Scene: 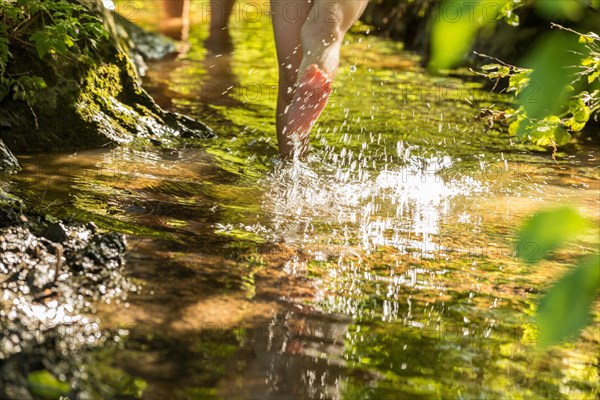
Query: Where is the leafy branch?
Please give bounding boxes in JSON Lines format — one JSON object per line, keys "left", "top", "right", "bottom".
{"left": 0, "top": 0, "right": 109, "bottom": 109}
{"left": 475, "top": 24, "right": 599, "bottom": 154}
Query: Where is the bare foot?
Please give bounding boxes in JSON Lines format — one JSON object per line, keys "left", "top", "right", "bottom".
{"left": 281, "top": 64, "right": 332, "bottom": 155}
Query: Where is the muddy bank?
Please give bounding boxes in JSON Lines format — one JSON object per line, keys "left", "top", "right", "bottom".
{"left": 0, "top": 0, "right": 213, "bottom": 172}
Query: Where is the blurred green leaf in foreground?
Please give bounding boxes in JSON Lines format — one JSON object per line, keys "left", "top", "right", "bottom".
{"left": 516, "top": 207, "right": 599, "bottom": 347}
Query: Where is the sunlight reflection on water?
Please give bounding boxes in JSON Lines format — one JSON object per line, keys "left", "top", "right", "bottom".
{"left": 261, "top": 143, "right": 484, "bottom": 260}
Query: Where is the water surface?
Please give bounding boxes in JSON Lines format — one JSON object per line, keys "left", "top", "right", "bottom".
{"left": 7, "top": 1, "right": 599, "bottom": 399}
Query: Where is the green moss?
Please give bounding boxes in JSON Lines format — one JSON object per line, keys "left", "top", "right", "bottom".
{"left": 75, "top": 63, "right": 137, "bottom": 141}
{"left": 84, "top": 64, "right": 123, "bottom": 98}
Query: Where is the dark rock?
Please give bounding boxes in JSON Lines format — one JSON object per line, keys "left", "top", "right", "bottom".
{"left": 85, "top": 221, "right": 98, "bottom": 234}
{"left": 113, "top": 12, "right": 177, "bottom": 69}
{"left": 0, "top": 207, "right": 21, "bottom": 228}
{"left": 26, "top": 262, "right": 56, "bottom": 289}
{"left": 0, "top": 203, "right": 136, "bottom": 399}
{"left": 41, "top": 222, "right": 69, "bottom": 243}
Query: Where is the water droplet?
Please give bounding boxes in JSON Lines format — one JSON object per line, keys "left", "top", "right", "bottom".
{"left": 350, "top": 65, "right": 357, "bottom": 73}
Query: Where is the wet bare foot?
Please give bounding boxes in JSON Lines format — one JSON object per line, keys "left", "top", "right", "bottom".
{"left": 285, "top": 64, "right": 332, "bottom": 134}
{"left": 282, "top": 64, "right": 333, "bottom": 150}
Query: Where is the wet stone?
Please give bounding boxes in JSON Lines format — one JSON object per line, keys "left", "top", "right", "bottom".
{"left": 0, "top": 205, "right": 136, "bottom": 399}
{"left": 42, "top": 222, "right": 69, "bottom": 243}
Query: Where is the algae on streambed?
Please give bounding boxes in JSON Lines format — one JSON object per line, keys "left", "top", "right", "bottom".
{"left": 2, "top": 1, "right": 599, "bottom": 399}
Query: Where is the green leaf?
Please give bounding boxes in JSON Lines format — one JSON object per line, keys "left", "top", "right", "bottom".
{"left": 554, "top": 126, "right": 571, "bottom": 146}
{"left": 429, "top": 0, "right": 510, "bottom": 70}
{"left": 536, "top": 253, "right": 600, "bottom": 347}
{"left": 536, "top": 0, "right": 583, "bottom": 20}
{"left": 113, "top": 376, "right": 148, "bottom": 398}
{"left": 27, "top": 370, "right": 70, "bottom": 400}
{"left": 508, "top": 118, "right": 524, "bottom": 137}
{"left": 526, "top": 116, "right": 569, "bottom": 146}
{"left": 553, "top": 127, "right": 571, "bottom": 146}
{"left": 498, "top": 66, "right": 510, "bottom": 76}
{"left": 11, "top": 75, "right": 46, "bottom": 106}
{"left": 516, "top": 207, "right": 589, "bottom": 264}
{"left": 565, "top": 98, "right": 591, "bottom": 132}
{"left": 519, "top": 32, "right": 584, "bottom": 120}
{"left": 30, "top": 31, "right": 52, "bottom": 58}
{"left": 508, "top": 71, "right": 531, "bottom": 95}
{"left": 82, "top": 21, "right": 109, "bottom": 41}
{"left": 579, "top": 32, "right": 599, "bottom": 43}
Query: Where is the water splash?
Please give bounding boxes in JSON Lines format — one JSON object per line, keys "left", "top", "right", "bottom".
{"left": 261, "top": 143, "right": 483, "bottom": 260}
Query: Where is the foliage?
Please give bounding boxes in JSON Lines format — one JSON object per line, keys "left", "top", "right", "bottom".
{"left": 477, "top": 27, "right": 598, "bottom": 150}
{"left": 27, "top": 370, "right": 70, "bottom": 399}
{"left": 429, "top": 0, "right": 513, "bottom": 70}
{"left": 535, "top": 253, "right": 600, "bottom": 347}
{"left": 429, "top": 0, "right": 599, "bottom": 151}
{"left": 516, "top": 206, "right": 590, "bottom": 264}
{"left": 0, "top": 0, "right": 108, "bottom": 107}
{"left": 516, "top": 207, "right": 599, "bottom": 347}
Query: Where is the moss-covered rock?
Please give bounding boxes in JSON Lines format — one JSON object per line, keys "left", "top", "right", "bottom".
{"left": 0, "top": 0, "right": 212, "bottom": 164}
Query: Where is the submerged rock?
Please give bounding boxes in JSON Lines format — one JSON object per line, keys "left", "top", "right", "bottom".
{"left": 0, "top": 0, "right": 212, "bottom": 167}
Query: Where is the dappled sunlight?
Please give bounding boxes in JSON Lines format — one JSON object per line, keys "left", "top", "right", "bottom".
{"left": 2, "top": 0, "right": 598, "bottom": 398}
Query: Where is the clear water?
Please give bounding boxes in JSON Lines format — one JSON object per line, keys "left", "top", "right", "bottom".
{"left": 6, "top": 1, "right": 599, "bottom": 398}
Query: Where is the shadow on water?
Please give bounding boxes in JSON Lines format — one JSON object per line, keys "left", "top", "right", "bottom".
{"left": 5, "top": 0, "right": 600, "bottom": 399}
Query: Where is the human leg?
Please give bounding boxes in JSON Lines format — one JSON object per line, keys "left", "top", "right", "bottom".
{"left": 160, "top": 0, "right": 190, "bottom": 40}
{"left": 297, "top": 0, "right": 368, "bottom": 78}
{"left": 162, "top": 0, "right": 185, "bottom": 18}
{"left": 209, "top": 0, "right": 237, "bottom": 34}
{"left": 270, "top": 0, "right": 314, "bottom": 155}
{"left": 274, "top": 0, "right": 369, "bottom": 157}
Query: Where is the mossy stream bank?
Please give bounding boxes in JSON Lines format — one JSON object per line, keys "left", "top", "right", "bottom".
{"left": 0, "top": 1, "right": 214, "bottom": 397}
{"left": 0, "top": 0, "right": 213, "bottom": 173}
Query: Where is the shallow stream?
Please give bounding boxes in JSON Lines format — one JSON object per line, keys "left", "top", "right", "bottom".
{"left": 5, "top": 1, "right": 599, "bottom": 399}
